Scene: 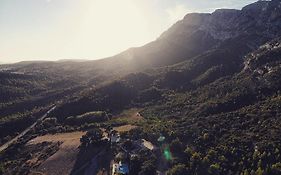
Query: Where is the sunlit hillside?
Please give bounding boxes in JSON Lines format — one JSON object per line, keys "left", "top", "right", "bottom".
{"left": 1, "top": 0, "right": 281, "bottom": 175}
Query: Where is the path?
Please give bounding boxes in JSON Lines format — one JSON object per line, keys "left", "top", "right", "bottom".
{"left": 0, "top": 106, "right": 56, "bottom": 152}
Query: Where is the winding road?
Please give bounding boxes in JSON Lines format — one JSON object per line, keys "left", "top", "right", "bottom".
{"left": 0, "top": 106, "right": 56, "bottom": 153}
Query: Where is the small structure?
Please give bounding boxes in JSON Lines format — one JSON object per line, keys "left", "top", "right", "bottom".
{"left": 157, "top": 135, "right": 165, "bottom": 143}
{"left": 112, "top": 161, "right": 129, "bottom": 175}
{"left": 110, "top": 130, "right": 121, "bottom": 144}
{"left": 134, "top": 139, "right": 156, "bottom": 152}
{"left": 141, "top": 139, "right": 155, "bottom": 151}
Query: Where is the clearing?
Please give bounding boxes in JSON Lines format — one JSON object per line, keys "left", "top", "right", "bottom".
{"left": 116, "top": 108, "right": 143, "bottom": 121}
{"left": 27, "top": 131, "right": 85, "bottom": 175}
{"left": 112, "top": 108, "right": 143, "bottom": 132}
{"left": 113, "top": 124, "right": 138, "bottom": 132}
{"left": 113, "top": 108, "right": 143, "bottom": 124}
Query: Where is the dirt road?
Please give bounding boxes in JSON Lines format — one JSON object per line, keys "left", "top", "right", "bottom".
{"left": 0, "top": 106, "right": 56, "bottom": 152}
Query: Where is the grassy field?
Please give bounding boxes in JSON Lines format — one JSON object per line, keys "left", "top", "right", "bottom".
{"left": 111, "top": 108, "right": 144, "bottom": 125}
{"left": 113, "top": 124, "right": 138, "bottom": 132}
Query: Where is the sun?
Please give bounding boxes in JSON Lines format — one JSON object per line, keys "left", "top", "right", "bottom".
{"left": 0, "top": 0, "right": 155, "bottom": 61}
{"left": 71, "top": 0, "right": 151, "bottom": 59}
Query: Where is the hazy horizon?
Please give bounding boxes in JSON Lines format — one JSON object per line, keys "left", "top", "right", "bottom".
{"left": 1, "top": 1, "right": 281, "bottom": 174}
{"left": 0, "top": 0, "right": 257, "bottom": 63}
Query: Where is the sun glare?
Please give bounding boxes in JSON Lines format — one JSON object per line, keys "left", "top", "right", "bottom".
{"left": 70, "top": 0, "right": 150, "bottom": 59}
{"left": 0, "top": 0, "right": 258, "bottom": 62}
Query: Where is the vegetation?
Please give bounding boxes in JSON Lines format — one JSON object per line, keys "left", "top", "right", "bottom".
{"left": 80, "top": 128, "right": 103, "bottom": 147}
{"left": 65, "top": 111, "right": 109, "bottom": 126}
{"left": 0, "top": 1, "right": 281, "bottom": 174}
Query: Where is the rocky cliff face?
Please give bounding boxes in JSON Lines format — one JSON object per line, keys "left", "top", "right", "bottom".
{"left": 95, "top": 0, "right": 281, "bottom": 72}
{"left": 244, "top": 37, "right": 281, "bottom": 74}
{"left": 160, "top": 0, "right": 281, "bottom": 46}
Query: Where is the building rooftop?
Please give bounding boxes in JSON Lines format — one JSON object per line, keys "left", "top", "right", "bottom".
{"left": 113, "top": 161, "right": 129, "bottom": 175}
{"left": 141, "top": 139, "right": 155, "bottom": 151}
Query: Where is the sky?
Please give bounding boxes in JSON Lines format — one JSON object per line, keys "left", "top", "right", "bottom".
{"left": 0, "top": 0, "right": 257, "bottom": 63}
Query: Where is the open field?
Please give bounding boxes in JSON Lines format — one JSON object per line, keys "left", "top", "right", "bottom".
{"left": 27, "top": 132, "right": 85, "bottom": 175}
{"left": 113, "top": 124, "right": 138, "bottom": 132}
{"left": 117, "top": 108, "right": 143, "bottom": 121}
{"left": 112, "top": 108, "right": 144, "bottom": 125}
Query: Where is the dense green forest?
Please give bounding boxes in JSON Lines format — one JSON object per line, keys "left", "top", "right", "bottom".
{"left": 44, "top": 38, "right": 281, "bottom": 174}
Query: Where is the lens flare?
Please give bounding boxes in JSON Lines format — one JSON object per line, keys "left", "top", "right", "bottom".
{"left": 164, "top": 147, "right": 172, "bottom": 161}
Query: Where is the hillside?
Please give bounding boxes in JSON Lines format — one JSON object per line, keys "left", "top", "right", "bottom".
{"left": 1, "top": 0, "right": 281, "bottom": 174}
{"left": 3, "top": 1, "right": 281, "bottom": 76}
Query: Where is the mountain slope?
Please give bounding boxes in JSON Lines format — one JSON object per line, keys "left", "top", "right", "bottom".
{"left": 95, "top": 0, "right": 281, "bottom": 70}
{"left": 38, "top": 0, "right": 281, "bottom": 119}
{"left": 4, "top": 0, "right": 281, "bottom": 77}
{"left": 135, "top": 37, "right": 281, "bottom": 175}
{"left": 1, "top": 1, "right": 281, "bottom": 174}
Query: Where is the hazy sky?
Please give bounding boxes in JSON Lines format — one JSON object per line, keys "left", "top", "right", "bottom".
{"left": 0, "top": 0, "right": 257, "bottom": 63}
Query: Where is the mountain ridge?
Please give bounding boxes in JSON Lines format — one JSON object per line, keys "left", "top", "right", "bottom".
{"left": 2, "top": 1, "right": 281, "bottom": 174}
{"left": 4, "top": 0, "right": 281, "bottom": 75}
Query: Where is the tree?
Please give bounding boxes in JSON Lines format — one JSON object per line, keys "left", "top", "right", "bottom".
{"left": 184, "top": 146, "right": 193, "bottom": 160}
{"left": 122, "top": 139, "right": 134, "bottom": 151}
{"left": 242, "top": 169, "right": 250, "bottom": 175}
{"left": 138, "top": 160, "right": 157, "bottom": 175}
{"left": 0, "top": 163, "right": 4, "bottom": 175}
{"left": 167, "top": 164, "right": 188, "bottom": 175}
{"left": 80, "top": 134, "right": 90, "bottom": 147}
{"left": 271, "top": 162, "right": 281, "bottom": 175}
{"left": 209, "top": 163, "right": 220, "bottom": 175}
{"left": 170, "top": 138, "right": 184, "bottom": 155}
{"left": 88, "top": 128, "right": 103, "bottom": 144}
{"left": 80, "top": 128, "right": 103, "bottom": 147}
{"left": 255, "top": 167, "right": 264, "bottom": 175}
{"left": 130, "top": 155, "right": 142, "bottom": 175}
